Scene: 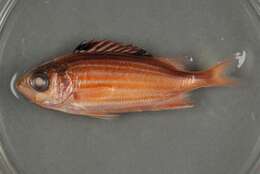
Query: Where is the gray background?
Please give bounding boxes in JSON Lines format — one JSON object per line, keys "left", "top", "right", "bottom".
{"left": 0, "top": 0, "right": 260, "bottom": 174}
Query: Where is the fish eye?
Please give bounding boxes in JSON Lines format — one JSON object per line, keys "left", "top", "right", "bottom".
{"left": 30, "top": 72, "right": 49, "bottom": 92}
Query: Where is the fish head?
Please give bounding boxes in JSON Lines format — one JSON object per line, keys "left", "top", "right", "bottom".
{"left": 16, "top": 61, "right": 73, "bottom": 108}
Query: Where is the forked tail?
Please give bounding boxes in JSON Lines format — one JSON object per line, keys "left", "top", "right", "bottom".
{"left": 198, "top": 60, "right": 236, "bottom": 87}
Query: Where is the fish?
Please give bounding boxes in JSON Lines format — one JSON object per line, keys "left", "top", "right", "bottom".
{"left": 16, "top": 40, "right": 234, "bottom": 119}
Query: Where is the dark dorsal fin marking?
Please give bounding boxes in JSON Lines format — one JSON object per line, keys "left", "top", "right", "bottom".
{"left": 73, "top": 40, "right": 152, "bottom": 57}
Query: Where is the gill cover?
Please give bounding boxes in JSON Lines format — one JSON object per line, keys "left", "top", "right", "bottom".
{"left": 49, "top": 72, "right": 74, "bottom": 105}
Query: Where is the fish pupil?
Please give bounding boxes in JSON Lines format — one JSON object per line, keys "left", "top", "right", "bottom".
{"left": 30, "top": 73, "right": 49, "bottom": 92}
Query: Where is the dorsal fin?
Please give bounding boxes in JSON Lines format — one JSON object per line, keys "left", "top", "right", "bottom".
{"left": 157, "top": 57, "right": 187, "bottom": 71}
{"left": 73, "top": 40, "right": 152, "bottom": 56}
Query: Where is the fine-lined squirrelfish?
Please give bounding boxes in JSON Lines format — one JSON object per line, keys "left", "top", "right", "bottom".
{"left": 16, "top": 40, "right": 234, "bottom": 119}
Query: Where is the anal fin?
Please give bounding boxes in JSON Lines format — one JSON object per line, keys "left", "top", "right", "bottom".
{"left": 85, "top": 112, "right": 119, "bottom": 119}
{"left": 151, "top": 94, "right": 194, "bottom": 111}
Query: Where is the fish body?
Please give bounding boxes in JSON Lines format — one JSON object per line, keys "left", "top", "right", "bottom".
{"left": 16, "top": 40, "right": 233, "bottom": 118}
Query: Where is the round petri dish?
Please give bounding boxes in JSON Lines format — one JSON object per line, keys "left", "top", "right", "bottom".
{"left": 0, "top": 0, "right": 260, "bottom": 174}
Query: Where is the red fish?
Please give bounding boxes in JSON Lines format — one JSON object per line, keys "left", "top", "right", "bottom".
{"left": 16, "top": 40, "right": 234, "bottom": 119}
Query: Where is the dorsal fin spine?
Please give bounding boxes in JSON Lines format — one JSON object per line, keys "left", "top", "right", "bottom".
{"left": 73, "top": 40, "right": 152, "bottom": 57}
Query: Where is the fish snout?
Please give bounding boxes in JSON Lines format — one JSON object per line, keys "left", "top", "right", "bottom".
{"left": 15, "top": 75, "right": 36, "bottom": 101}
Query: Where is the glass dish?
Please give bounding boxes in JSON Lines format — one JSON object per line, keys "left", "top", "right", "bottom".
{"left": 0, "top": 0, "right": 260, "bottom": 174}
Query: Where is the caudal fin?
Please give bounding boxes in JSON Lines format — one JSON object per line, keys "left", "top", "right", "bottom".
{"left": 200, "top": 60, "right": 236, "bottom": 87}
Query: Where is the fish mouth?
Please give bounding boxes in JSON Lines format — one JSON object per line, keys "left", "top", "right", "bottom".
{"left": 15, "top": 74, "right": 28, "bottom": 92}
{"left": 15, "top": 75, "right": 36, "bottom": 102}
{"left": 15, "top": 76, "right": 24, "bottom": 90}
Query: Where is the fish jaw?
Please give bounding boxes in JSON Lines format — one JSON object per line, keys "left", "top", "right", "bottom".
{"left": 16, "top": 73, "right": 38, "bottom": 102}
{"left": 16, "top": 74, "right": 52, "bottom": 106}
